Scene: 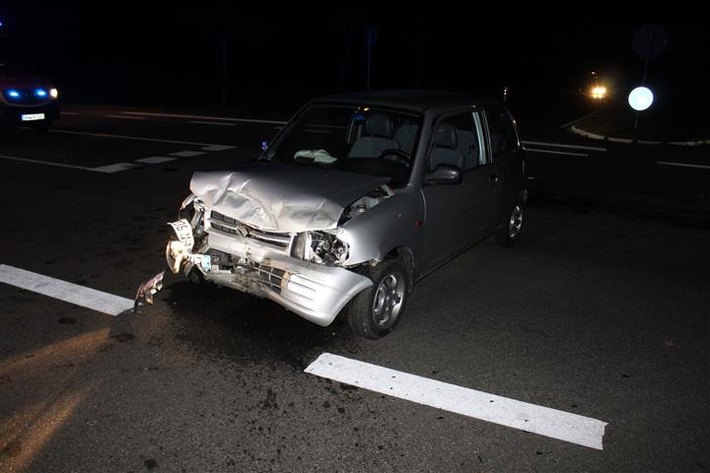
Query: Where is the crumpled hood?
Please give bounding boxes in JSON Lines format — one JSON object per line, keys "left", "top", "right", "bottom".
{"left": 190, "top": 162, "right": 389, "bottom": 233}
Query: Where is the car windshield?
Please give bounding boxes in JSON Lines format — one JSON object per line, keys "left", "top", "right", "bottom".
{"left": 263, "top": 104, "right": 421, "bottom": 188}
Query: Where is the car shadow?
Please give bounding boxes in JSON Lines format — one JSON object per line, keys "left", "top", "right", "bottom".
{"left": 159, "top": 280, "right": 363, "bottom": 371}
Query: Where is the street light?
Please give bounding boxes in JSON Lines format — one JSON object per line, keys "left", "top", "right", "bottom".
{"left": 589, "top": 84, "right": 608, "bottom": 100}
{"left": 628, "top": 86, "right": 654, "bottom": 111}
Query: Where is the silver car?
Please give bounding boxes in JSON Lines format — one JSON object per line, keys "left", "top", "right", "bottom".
{"left": 164, "top": 91, "right": 526, "bottom": 339}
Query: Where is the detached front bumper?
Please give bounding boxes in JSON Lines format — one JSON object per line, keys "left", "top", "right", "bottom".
{"left": 167, "top": 225, "right": 372, "bottom": 327}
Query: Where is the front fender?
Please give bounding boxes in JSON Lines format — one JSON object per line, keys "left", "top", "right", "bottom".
{"left": 338, "top": 187, "right": 424, "bottom": 265}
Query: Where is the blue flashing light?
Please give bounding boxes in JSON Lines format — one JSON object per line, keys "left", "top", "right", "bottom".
{"left": 7, "top": 89, "right": 20, "bottom": 98}
{"left": 35, "top": 88, "right": 48, "bottom": 98}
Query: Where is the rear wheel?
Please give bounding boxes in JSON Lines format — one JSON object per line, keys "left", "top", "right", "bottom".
{"left": 493, "top": 200, "right": 524, "bottom": 247}
{"left": 347, "top": 258, "right": 409, "bottom": 339}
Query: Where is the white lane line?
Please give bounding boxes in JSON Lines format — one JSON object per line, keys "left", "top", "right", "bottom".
{"left": 525, "top": 148, "right": 589, "bottom": 157}
{"left": 202, "top": 145, "right": 235, "bottom": 152}
{"left": 51, "top": 129, "right": 231, "bottom": 147}
{"left": 106, "top": 114, "right": 146, "bottom": 120}
{"left": 136, "top": 156, "right": 178, "bottom": 164}
{"left": 657, "top": 161, "right": 710, "bottom": 170}
{"left": 305, "top": 353, "right": 607, "bottom": 450}
{"left": 0, "top": 264, "right": 133, "bottom": 316}
{"left": 522, "top": 140, "right": 606, "bottom": 152}
{"left": 92, "top": 162, "right": 142, "bottom": 173}
{"left": 0, "top": 153, "right": 95, "bottom": 171}
{"left": 189, "top": 120, "right": 236, "bottom": 127}
{"left": 170, "top": 150, "right": 206, "bottom": 158}
{"left": 123, "top": 111, "right": 288, "bottom": 125}
{"left": 0, "top": 153, "right": 139, "bottom": 174}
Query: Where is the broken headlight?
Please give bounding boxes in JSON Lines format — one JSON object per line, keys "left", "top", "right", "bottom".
{"left": 292, "top": 231, "right": 349, "bottom": 265}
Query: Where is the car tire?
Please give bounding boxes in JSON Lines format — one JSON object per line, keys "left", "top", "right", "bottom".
{"left": 493, "top": 199, "right": 524, "bottom": 248}
{"left": 347, "top": 258, "right": 409, "bottom": 339}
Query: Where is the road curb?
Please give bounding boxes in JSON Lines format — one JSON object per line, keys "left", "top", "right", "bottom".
{"left": 568, "top": 125, "right": 710, "bottom": 147}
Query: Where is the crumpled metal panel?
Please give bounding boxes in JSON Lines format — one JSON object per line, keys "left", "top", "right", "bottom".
{"left": 190, "top": 162, "right": 389, "bottom": 233}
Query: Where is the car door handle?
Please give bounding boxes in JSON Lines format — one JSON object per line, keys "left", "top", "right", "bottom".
{"left": 489, "top": 173, "right": 498, "bottom": 182}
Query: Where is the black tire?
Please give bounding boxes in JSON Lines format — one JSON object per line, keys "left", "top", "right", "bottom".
{"left": 347, "top": 258, "right": 409, "bottom": 339}
{"left": 493, "top": 200, "right": 524, "bottom": 248}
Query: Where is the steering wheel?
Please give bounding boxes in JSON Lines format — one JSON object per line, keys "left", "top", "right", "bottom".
{"left": 377, "top": 148, "right": 412, "bottom": 167}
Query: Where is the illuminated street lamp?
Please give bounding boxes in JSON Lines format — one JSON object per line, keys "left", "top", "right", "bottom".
{"left": 628, "top": 86, "right": 654, "bottom": 111}
{"left": 590, "top": 84, "right": 608, "bottom": 100}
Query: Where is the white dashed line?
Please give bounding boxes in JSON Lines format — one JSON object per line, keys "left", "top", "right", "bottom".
{"left": 122, "top": 111, "right": 288, "bottom": 125}
{"left": 189, "top": 120, "right": 236, "bottom": 127}
{"left": 0, "top": 153, "right": 96, "bottom": 171}
{"left": 0, "top": 264, "right": 133, "bottom": 316}
{"left": 305, "top": 353, "right": 608, "bottom": 450}
{"left": 0, "top": 154, "right": 137, "bottom": 173}
{"left": 136, "top": 156, "right": 178, "bottom": 164}
{"left": 657, "top": 161, "right": 710, "bottom": 170}
{"left": 169, "top": 150, "right": 206, "bottom": 158}
{"left": 1, "top": 263, "right": 609, "bottom": 450}
{"left": 92, "top": 163, "right": 142, "bottom": 173}
{"left": 202, "top": 145, "right": 235, "bottom": 152}
{"left": 51, "top": 129, "right": 231, "bottom": 147}
{"left": 524, "top": 148, "right": 589, "bottom": 157}
{"left": 522, "top": 140, "right": 606, "bottom": 152}
{"left": 106, "top": 114, "right": 146, "bottom": 120}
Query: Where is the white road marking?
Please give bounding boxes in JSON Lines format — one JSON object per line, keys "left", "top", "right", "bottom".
{"left": 0, "top": 265, "right": 133, "bottom": 316}
{"left": 122, "top": 111, "right": 288, "bottom": 125}
{"left": 189, "top": 120, "right": 236, "bottom": 127}
{"left": 136, "top": 156, "right": 178, "bottom": 164}
{"left": 0, "top": 153, "right": 140, "bottom": 174}
{"left": 524, "top": 148, "right": 589, "bottom": 157}
{"left": 0, "top": 153, "right": 96, "bottom": 172}
{"left": 170, "top": 150, "right": 206, "bottom": 158}
{"left": 305, "top": 353, "right": 608, "bottom": 450}
{"left": 60, "top": 111, "right": 80, "bottom": 116}
{"left": 92, "top": 162, "right": 142, "bottom": 173}
{"left": 106, "top": 114, "right": 146, "bottom": 120}
{"left": 51, "top": 129, "right": 231, "bottom": 147}
{"left": 657, "top": 161, "right": 710, "bottom": 170}
{"left": 522, "top": 140, "right": 606, "bottom": 152}
{"left": 202, "top": 145, "right": 235, "bottom": 152}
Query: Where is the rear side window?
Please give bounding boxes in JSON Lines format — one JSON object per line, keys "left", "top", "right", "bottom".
{"left": 485, "top": 106, "right": 518, "bottom": 157}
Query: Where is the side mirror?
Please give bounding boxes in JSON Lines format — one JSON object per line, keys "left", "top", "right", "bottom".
{"left": 426, "top": 163, "right": 462, "bottom": 185}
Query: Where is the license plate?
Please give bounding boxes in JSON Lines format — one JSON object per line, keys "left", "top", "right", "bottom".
{"left": 21, "top": 113, "right": 46, "bottom": 122}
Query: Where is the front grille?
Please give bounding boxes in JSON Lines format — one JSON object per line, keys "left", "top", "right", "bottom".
{"left": 210, "top": 210, "right": 292, "bottom": 249}
{"left": 251, "top": 262, "right": 286, "bottom": 293}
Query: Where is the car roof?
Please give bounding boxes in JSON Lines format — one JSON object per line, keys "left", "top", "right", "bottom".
{"left": 312, "top": 89, "right": 503, "bottom": 114}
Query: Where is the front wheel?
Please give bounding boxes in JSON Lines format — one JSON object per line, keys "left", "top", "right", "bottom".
{"left": 493, "top": 200, "right": 524, "bottom": 247}
{"left": 347, "top": 258, "right": 409, "bottom": 339}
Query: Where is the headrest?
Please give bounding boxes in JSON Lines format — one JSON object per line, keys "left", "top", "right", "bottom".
{"left": 365, "top": 112, "right": 394, "bottom": 138}
{"left": 434, "top": 123, "right": 457, "bottom": 149}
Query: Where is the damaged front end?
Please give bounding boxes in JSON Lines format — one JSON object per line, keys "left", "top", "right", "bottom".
{"left": 164, "top": 194, "right": 377, "bottom": 326}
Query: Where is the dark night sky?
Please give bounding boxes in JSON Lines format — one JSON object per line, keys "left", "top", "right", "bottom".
{"left": 1, "top": 8, "right": 707, "bottom": 112}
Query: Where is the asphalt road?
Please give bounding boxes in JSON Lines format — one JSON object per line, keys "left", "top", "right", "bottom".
{"left": 1, "top": 105, "right": 708, "bottom": 472}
